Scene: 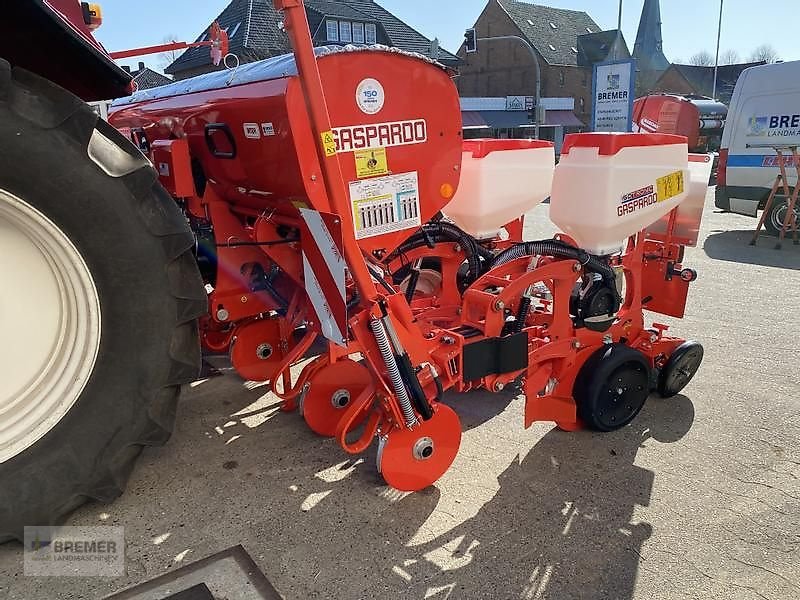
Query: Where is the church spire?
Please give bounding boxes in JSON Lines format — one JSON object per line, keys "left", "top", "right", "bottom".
{"left": 633, "top": 0, "right": 670, "bottom": 73}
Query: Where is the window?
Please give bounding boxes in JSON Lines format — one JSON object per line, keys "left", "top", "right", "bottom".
{"left": 327, "top": 19, "right": 339, "bottom": 41}
{"left": 559, "top": 70, "right": 565, "bottom": 86}
{"left": 353, "top": 22, "right": 365, "bottom": 43}
{"left": 548, "top": 44, "right": 556, "bottom": 51}
{"left": 571, "top": 46, "right": 578, "bottom": 53}
{"left": 228, "top": 22, "right": 241, "bottom": 39}
{"left": 340, "top": 21, "right": 352, "bottom": 42}
{"left": 365, "top": 23, "right": 377, "bottom": 44}
{"left": 586, "top": 27, "right": 593, "bottom": 33}
{"left": 579, "top": 97, "right": 585, "bottom": 111}
{"left": 549, "top": 22, "right": 557, "bottom": 29}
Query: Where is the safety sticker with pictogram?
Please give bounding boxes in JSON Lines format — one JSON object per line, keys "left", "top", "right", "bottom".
{"left": 320, "top": 130, "right": 337, "bottom": 157}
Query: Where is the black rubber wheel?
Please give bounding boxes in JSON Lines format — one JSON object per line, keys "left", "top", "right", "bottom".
{"left": 657, "top": 341, "right": 704, "bottom": 398}
{"left": 764, "top": 197, "right": 799, "bottom": 238}
{"left": 574, "top": 344, "right": 651, "bottom": 432}
{"left": 0, "top": 61, "right": 206, "bottom": 542}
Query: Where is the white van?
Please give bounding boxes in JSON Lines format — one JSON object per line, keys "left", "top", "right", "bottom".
{"left": 715, "top": 61, "right": 800, "bottom": 234}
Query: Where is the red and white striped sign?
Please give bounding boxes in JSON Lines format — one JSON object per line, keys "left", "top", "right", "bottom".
{"left": 298, "top": 209, "right": 348, "bottom": 347}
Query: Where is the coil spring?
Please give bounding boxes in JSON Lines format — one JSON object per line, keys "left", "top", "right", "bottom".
{"left": 370, "top": 318, "right": 418, "bottom": 427}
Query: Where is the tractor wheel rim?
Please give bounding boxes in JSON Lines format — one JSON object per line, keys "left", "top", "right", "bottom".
{"left": 0, "top": 188, "right": 101, "bottom": 463}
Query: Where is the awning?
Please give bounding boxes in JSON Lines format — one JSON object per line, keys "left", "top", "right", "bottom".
{"left": 545, "top": 110, "right": 585, "bottom": 127}
{"left": 478, "top": 110, "right": 529, "bottom": 129}
{"left": 461, "top": 111, "right": 488, "bottom": 128}
{"left": 461, "top": 110, "right": 586, "bottom": 129}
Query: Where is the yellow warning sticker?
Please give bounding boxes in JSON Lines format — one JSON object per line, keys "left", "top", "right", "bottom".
{"left": 320, "top": 130, "right": 337, "bottom": 157}
{"left": 354, "top": 147, "right": 389, "bottom": 178}
{"left": 656, "top": 170, "right": 685, "bottom": 202}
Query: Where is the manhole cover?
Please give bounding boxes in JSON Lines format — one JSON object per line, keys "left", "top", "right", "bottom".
{"left": 105, "top": 545, "right": 282, "bottom": 600}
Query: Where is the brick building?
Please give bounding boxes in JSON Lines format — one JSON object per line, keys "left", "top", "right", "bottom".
{"left": 648, "top": 62, "right": 764, "bottom": 105}
{"left": 456, "top": 0, "right": 627, "bottom": 127}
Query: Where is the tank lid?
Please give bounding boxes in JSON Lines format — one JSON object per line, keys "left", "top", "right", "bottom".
{"left": 463, "top": 138, "right": 553, "bottom": 159}
{"left": 562, "top": 132, "right": 687, "bottom": 156}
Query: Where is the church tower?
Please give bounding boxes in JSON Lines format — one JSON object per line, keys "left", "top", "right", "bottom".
{"left": 633, "top": 0, "right": 671, "bottom": 91}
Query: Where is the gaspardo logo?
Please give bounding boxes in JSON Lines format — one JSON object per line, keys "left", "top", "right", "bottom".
{"left": 356, "top": 78, "right": 386, "bottom": 115}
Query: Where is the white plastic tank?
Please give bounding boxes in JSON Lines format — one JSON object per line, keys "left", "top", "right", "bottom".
{"left": 444, "top": 139, "right": 555, "bottom": 239}
{"left": 549, "top": 133, "right": 689, "bottom": 255}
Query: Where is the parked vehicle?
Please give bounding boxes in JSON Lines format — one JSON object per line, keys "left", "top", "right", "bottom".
{"left": 715, "top": 60, "right": 800, "bottom": 235}
{"left": 633, "top": 94, "right": 727, "bottom": 154}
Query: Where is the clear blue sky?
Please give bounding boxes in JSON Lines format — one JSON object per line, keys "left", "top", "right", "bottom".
{"left": 94, "top": 0, "right": 793, "bottom": 73}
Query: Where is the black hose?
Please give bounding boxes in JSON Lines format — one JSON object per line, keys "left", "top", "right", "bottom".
{"left": 492, "top": 239, "right": 616, "bottom": 283}
{"left": 491, "top": 239, "right": 620, "bottom": 310}
{"left": 388, "top": 222, "right": 484, "bottom": 284}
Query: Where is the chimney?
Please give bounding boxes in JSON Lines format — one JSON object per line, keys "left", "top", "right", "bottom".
{"left": 121, "top": 65, "right": 131, "bottom": 74}
{"left": 138, "top": 61, "right": 145, "bottom": 72}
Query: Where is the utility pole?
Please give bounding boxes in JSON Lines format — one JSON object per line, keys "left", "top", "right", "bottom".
{"left": 712, "top": 0, "right": 724, "bottom": 99}
{"left": 476, "top": 35, "right": 542, "bottom": 139}
{"left": 614, "top": 0, "right": 623, "bottom": 60}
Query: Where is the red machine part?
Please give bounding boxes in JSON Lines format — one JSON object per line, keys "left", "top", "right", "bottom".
{"left": 632, "top": 94, "right": 728, "bottom": 153}
{"left": 106, "top": 0, "right": 704, "bottom": 493}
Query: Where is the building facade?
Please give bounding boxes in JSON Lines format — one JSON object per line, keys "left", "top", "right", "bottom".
{"left": 456, "top": 0, "right": 628, "bottom": 127}
{"left": 166, "top": 0, "right": 458, "bottom": 80}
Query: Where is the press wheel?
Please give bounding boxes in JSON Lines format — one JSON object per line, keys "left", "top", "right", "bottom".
{"left": 657, "top": 341, "right": 704, "bottom": 398}
{"left": 574, "top": 344, "right": 650, "bottom": 432}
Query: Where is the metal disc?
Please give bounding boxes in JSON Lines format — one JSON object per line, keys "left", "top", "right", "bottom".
{"left": 378, "top": 403, "right": 462, "bottom": 492}
{"left": 302, "top": 360, "right": 373, "bottom": 437}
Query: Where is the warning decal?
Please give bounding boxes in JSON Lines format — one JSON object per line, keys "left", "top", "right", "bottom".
{"left": 354, "top": 147, "right": 389, "bottom": 178}
{"left": 320, "top": 130, "right": 337, "bottom": 157}
{"left": 348, "top": 171, "right": 420, "bottom": 239}
{"left": 656, "top": 170, "right": 685, "bottom": 203}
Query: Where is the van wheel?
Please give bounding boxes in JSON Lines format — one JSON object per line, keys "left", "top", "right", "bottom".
{"left": 764, "top": 197, "right": 800, "bottom": 237}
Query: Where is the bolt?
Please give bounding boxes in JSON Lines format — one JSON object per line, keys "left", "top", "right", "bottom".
{"left": 310, "top": 174, "right": 317, "bottom": 181}
{"left": 216, "top": 308, "right": 229, "bottom": 321}
{"left": 441, "top": 335, "right": 456, "bottom": 345}
{"left": 240, "top": 295, "right": 248, "bottom": 303}
{"left": 494, "top": 300, "right": 505, "bottom": 311}
{"left": 573, "top": 262, "right": 582, "bottom": 272}
{"left": 494, "top": 381, "right": 505, "bottom": 392}
{"left": 256, "top": 343, "right": 273, "bottom": 360}
{"left": 572, "top": 340, "right": 581, "bottom": 349}
{"left": 453, "top": 243, "right": 461, "bottom": 252}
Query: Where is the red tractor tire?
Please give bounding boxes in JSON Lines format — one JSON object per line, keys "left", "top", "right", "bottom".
{"left": 0, "top": 61, "right": 206, "bottom": 542}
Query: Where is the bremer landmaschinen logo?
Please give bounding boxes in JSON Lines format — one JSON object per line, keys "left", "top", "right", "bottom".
{"left": 24, "top": 526, "right": 125, "bottom": 577}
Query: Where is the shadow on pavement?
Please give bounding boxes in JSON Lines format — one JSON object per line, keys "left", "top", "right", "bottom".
{"left": 398, "top": 394, "right": 696, "bottom": 599}
{"left": 704, "top": 229, "right": 800, "bottom": 270}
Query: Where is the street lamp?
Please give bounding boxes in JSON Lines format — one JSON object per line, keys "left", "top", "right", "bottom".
{"left": 712, "top": 0, "right": 724, "bottom": 99}
{"left": 474, "top": 35, "right": 542, "bottom": 139}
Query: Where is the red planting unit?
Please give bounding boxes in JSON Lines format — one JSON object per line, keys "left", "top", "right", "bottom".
{"left": 109, "top": 0, "right": 709, "bottom": 491}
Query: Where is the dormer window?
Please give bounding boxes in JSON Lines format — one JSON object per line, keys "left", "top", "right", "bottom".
{"left": 340, "top": 21, "right": 352, "bottom": 43}
{"left": 353, "top": 22, "right": 365, "bottom": 43}
{"left": 365, "top": 23, "right": 377, "bottom": 44}
{"left": 326, "top": 19, "right": 339, "bottom": 42}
